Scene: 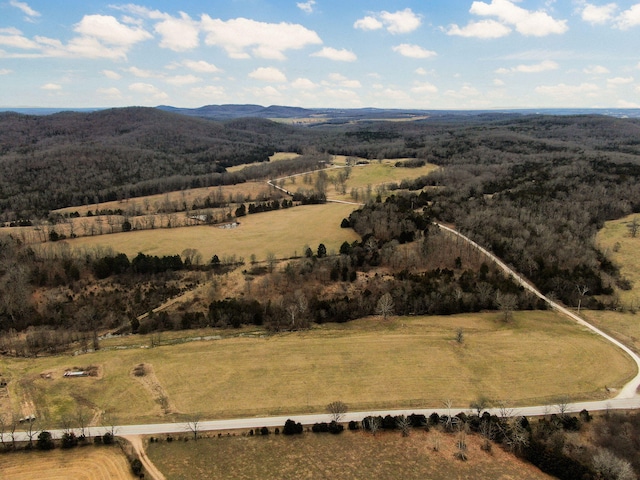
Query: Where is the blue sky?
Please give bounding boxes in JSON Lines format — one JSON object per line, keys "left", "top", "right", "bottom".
{"left": 1, "top": 0, "right": 639, "bottom": 109}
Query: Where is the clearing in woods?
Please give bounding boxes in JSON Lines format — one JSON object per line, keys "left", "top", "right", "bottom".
{"left": 38, "top": 202, "right": 360, "bottom": 261}
{"left": 0, "top": 446, "right": 137, "bottom": 480}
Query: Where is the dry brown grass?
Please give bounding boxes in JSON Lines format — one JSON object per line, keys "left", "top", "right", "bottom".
{"left": 0, "top": 445, "right": 137, "bottom": 479}
{"left": 147, "top": 429, "right": 553, "bottom": 480}
{"left": 1, "top": 312, "right": 633, "bottom": 426}
{"left": 40, "top": 203, "right": 360, "bottom": 261}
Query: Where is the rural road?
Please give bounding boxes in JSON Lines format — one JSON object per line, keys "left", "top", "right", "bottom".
{"left": 12, "top": 167, "right": 640, "bottom": 441}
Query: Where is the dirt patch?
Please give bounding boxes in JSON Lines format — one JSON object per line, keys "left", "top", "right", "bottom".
{"left": 131, "top": 363, "right": 177, "bottom": 415}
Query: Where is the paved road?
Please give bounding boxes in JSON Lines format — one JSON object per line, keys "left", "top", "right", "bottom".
{"left": 11, "top": 186, "right": 640, "bottom": 442}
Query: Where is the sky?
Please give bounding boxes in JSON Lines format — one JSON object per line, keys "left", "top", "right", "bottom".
{"left": 0, "top": 0, "right": 639, "bottom": 109}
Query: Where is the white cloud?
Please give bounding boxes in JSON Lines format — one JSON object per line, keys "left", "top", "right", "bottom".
{"left": 41, "top": 83, "right": 62, "bottom": 90}
{"left": 190, "top": 85, "right": 226, "bottom": 99}
{"left": 415, "top": 67, "right": 428, "bottom": 75}
{"left": 392, "top": 43, "right": 436, "bottom": 59}
{"left": 311, "top": 47, "right": 357, "bottom": 62}
{"left": 291, "top": 78, "right": 319, "bottom": 90}
{"left": 615, "top": 4, "right": 640, "bottom": 29}
{"left": 9, "top": 1, "right": 40, "bottom": 20}
{"left": 583, "top": 65, "right": 610, "bottom": 75}
{"left": 469, "top": 0, "right": 568, "bottom": 36}
{"left": 535, "top": 82, "right": 599, "bottom": 97}
{"left": 154, "top": 12, "right": 200, "bottom": 51}
{"left": 354, "top": 8, "right": 422, "bottom": 34}
{"left": 165, "top": 74, "right": 202, "bottom": 86}
{"left": 297, "top": 1, "right": 316, "bottom": 13}
{"left": 496, "top": 60, "right": 559, "bottom": 73}
{"left": 74, "top": 15, "right": 152, "bottom": 47}
{"left": 200, "top": 16, "right": 321, "bottom": 60}
{"left": 607, "top": 76, "right": 634, "bottom": 85}
{"left": 353, "top": 16, "right": 383, "bottom": 31}
{"left": 325, "top": 73, "right": 361, "bottom": 88}
{"left": 127, "top": 66, "right": 155, "bottom": 78}
{"left": 445, "top": 19, "right": 512, "bottom": 38}
{"left": 249, "top": 67, "right": 287, "bottom": 83}
{"left": 102, "top": 69, "right": 122, "bottom": 80}
{"left": 493, "top": 78, "right": 505, "bottom": 86}
{"left": 376, "top": 88, "right": 411, "bottom": 101}
{"left": 181, "top": 60, "right": 220, "bottom": 73}
{"left": 580, "top": 3, "right": 617, "bottom": 25}
{"left": 97, "top": 87, "right": 122, "bottom": 99}
{"left": 411, "top": 81, "right": 438, "bottom": 94}
{"left": 248, "top": 85, "right": 283, "bottom": 99}
{"left": 0, "top": 68, "right": 12, "bottom": 75}
{"left": 129, "top": 82, "right": 169, "bottom": 100}
{"left": 617, "top": 99, "right": 640, "bottom": 107}
{"left": 444, "top": 84, "right": 481, "bottom": 99}
{"left": 0, "top": 30, "right": 39, "bottom": 49}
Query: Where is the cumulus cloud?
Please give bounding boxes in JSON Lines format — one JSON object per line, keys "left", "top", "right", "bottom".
{"left": 0, "top": 29, "right": 39, "bottom": 49}
{"left": 324, "top": 73, "right": 361, "bottom": 88}
{"left": 583, "top": 65, "right": 610, "bottom": 74}
{"left": 615, "top": 4, "right": 640, "bottom": 29}
{"left": 75, "top": 15, "right": 152, "bottom": 47}
{"left": 392, "top": 43, "right": 436, "bottom": 59}
{"left": 580, "top": 3, "right": 617, "bottom": 25}
{"left": 9, "top": 1, "right": 40, "bottom": 20}
{"left": 97, "top": 87, "right": 122, "bottom": 99}
{"left": 354, "top": 8, "right": 422, "bottom": 34}
{"left": 200, "top": 16, "right": 321, "bottom": 60}
{"left": 496, "top": 60, "right": 559, "bottom": 74}
{"left": 450, "top": 0, "right": 568, "bottom": 38}
{"left": 181, "top": 60, "right": 220, "bottom": 73}
{"left": 445, "top": 19, "right": 511, "bottom": 38}
{"left": 291, "top": 78, "right": 318, "bottom": 90}
{"left": 129, "top": 82, "right": 169, "bottom": 100}
{"left": 102, "top": 69, "right": 122, "bottom": 79}
{"left": 165, "top": 74, "right": 202, "bottom": 85}
{"left": 249, "top": 67, "right": 287, "bottom": 83}
{"left": 535, "top": 82, "right": 599, "bottom": 97}
{"left": 297, "top": 1, "right": 316, "bottom": 13}
{"left": 41, "top": 83, "right": 61, "bottom": 90}
{"left": 190, "top": 85, "right": 226, "bottom": 99}
{"left": 127, "top": 66, "right": 155, "bottom": 78}
{"left": 411, "top": 81, "right": 438, "bottom": 94}
{"left": 353, "top": 16, "right": 383, "bottom": 31}
{"left": 0, "top": 68, "right": 12, "bottom": 75}
{"left": 154, "top": 12, "right": 200, "bottom": 51}
{"left": 444, "top": 84, "right": 481, "bottom": 99}
{"left": 311, "top": 47, "right": 357, "bottom": 62}
{"left": 607, "top": 76, "right": 634, "bottom": 85}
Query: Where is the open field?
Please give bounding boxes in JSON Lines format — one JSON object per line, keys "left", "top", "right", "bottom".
{"left": 147, "top": 429, "right": 553, "bottom": 480}
{"left": 52, "top": 181, "right": 270, "bottom": 218}
{"left": 226, "top": 151, "right": 300, "bottom": 173}
{"left": 37, "top": 203, "right": 360, "bottom": 261}
{"left": 595, "top": 213, "right": 640, "bottom": 307}
{"left": 1, "top": 312, "right": 634, "bottom": 426}
{"left": 0, "top": 446, "right": 136, "bottom": 480}
{"left": 281, "top": 159, "right": 438, "bottom": 203}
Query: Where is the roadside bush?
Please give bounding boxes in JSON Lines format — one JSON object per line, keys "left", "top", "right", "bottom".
{"left": 130, "top": 458, "right": 143, "bottom": 477}
{"left": 37, "top": 431, "right": 55, "bottom": 451}
{"left": 283, "top": 419, "right": 303, "bottom": 435}
{"left": 61, "top": 432, "right": 78, "bottom": 449}
{"left": 102, "top": 432, "right": 114, "bottom": 445}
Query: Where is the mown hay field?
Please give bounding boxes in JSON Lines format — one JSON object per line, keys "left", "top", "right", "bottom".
{"left": 1, "top": 312, "right": 633, "bottom": 426}
{"left": 40, "top": 203, "right": 360, "bottom": 261}
{"left": 0, "top": 446, "right": 136, "bottom": 480}
{"left": 147, "top": 429, "right": 553, "bottom": 480}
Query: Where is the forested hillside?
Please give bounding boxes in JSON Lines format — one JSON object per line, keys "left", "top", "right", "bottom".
{"left": 0, "top": 108, "right": 301, "bottom": 217}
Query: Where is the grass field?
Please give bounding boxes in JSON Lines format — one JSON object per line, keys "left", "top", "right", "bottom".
{"left": 0, "top": 445, "right": 136, "bottom": 480}
{"left": 39, "top": 203, "right": 360, "bottom": 261}
{"left": 281, "top": 159, "right": 438, "bottom": 203}
{"left": 1, "top": 312, "right": 634, "bottom": 426}
{"left": 595, "top": 213, "right": 640, "bottom": 307}
{"left": 147, "top": 429, "right": 553, "bottom": 480}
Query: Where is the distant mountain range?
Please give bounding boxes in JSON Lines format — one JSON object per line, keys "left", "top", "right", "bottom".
{"left": 2, "top": 104, "right": 640, "bottom": 122}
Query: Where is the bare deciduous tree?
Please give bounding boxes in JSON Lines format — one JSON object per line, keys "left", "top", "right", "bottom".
{"left": 592, "top": 449, "right": 636, "bottom": 480}
{"left": 627, "top": 217, "right": 639, "bottom": 238}
{"left": 376, "top": 293, "right": 395, "bottom": 320}
{"left": 327, "top": 401, "right": 348, "bottom": 423}
{"left": 496, "top": 291, "right": 517, "bottom": 323}
{"left": 185, "top": 414, "right": 202, "bottom": 441}
{"left": 396, "top": 415, "right": 412, "bottom": 437}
